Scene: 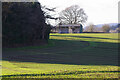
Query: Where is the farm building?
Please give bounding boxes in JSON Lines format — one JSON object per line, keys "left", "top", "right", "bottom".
{"left": 51, "top": 24, "right": 83, "bottom": 33}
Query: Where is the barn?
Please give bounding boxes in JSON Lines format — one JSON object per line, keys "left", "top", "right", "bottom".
{"left": 52, "top": 24, "right": 83, "bottom": 33}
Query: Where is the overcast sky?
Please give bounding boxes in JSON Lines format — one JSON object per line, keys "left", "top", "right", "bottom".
{"left": 38, "top": 0, "right": 119, "bottom": 26}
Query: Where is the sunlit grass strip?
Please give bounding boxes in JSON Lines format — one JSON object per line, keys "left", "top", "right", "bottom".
{"left": 0, "top": 61, "right": 1, "bottom": 77}
{"left": 50, "top": 33, "right": 119, "bottom": 40}
{"left": 50, "top": 36, "right": 119, "bottom": 43}
{"left": 2, "top": 61, "right": 119, "bottom": 78}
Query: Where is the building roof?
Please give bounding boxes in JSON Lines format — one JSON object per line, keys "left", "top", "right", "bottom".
{"left": 55, "top": 24, "right": 82, "bottom": 28}
{"left": 59, "top": 24, "right": 81, "bottom": 27}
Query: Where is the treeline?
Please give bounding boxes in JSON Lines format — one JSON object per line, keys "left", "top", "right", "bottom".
{"left": 2, "top": 2, "right": 51, "bottom": 48}
{"left": 84, "top": 24, "right": 120, "bottom": 33}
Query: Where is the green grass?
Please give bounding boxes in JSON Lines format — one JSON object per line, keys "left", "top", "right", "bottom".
{"left": 1, "top": 33, "right": 120, "bottom": 79}
{"left": 50, "top": 33, "right": 119, "bottom": 43}
{"left": 1, "top": 61, "right": 119, "bottom": 78}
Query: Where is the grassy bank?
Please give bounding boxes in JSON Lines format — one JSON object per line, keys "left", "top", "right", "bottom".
{"left": 1, "top": 33, "right": 119, "bottom": 78}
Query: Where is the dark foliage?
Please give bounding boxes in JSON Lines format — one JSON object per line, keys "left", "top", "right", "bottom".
{"left": 2, "top": 2, "right": 51, "bottom": 48}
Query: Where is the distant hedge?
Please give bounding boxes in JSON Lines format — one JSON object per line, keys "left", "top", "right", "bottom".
{"left": 2, "top": 2, "right": 51, "bottom": 48}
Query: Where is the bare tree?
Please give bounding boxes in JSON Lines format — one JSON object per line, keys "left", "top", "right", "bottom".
{"left": 59, "top": 5, "right": 87, "bottom": 24}
{"left": 41, "top": 5, "right": 58, "bottom": 25}
{"left": 84, "top": 24, "right": 96, "bottom": 32}
{"left": 102, "top": 24, "right": 110, "bottom": 32}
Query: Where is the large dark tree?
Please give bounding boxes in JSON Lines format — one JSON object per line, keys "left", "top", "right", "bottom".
{"left": 2, "top": 2, "right": 51, "bottom": 47}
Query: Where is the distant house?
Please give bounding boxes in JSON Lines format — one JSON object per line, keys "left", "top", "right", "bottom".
{"left": 51, "top": 24, "right": 83, "bottom": 33}
{"left": 109, "top": 28, "right": 120, "bottom": 33}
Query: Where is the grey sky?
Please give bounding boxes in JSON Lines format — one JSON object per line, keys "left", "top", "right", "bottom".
{"left": 39, "top": 0, "right": 119, "bottom": 26}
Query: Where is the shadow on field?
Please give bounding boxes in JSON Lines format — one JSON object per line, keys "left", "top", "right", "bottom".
{"left": 2, "top": 38, "right": 119, "bottom": 66}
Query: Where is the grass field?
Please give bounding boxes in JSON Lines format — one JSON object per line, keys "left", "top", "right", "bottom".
{"left": 1, "top": 33, "right": 120, "bottom": 79}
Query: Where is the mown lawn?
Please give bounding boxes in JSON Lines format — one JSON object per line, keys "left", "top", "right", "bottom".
{"left": 1, "top": 33, "right": 120, "bottom": 79}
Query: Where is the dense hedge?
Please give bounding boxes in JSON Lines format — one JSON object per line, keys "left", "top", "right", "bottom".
{"left": 2, "top": 2, "right": 51, "bottom": 47}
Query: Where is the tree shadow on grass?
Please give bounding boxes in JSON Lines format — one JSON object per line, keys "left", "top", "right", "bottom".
{"left": 2, "top": 38, "right": 119, "bottom": 66}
